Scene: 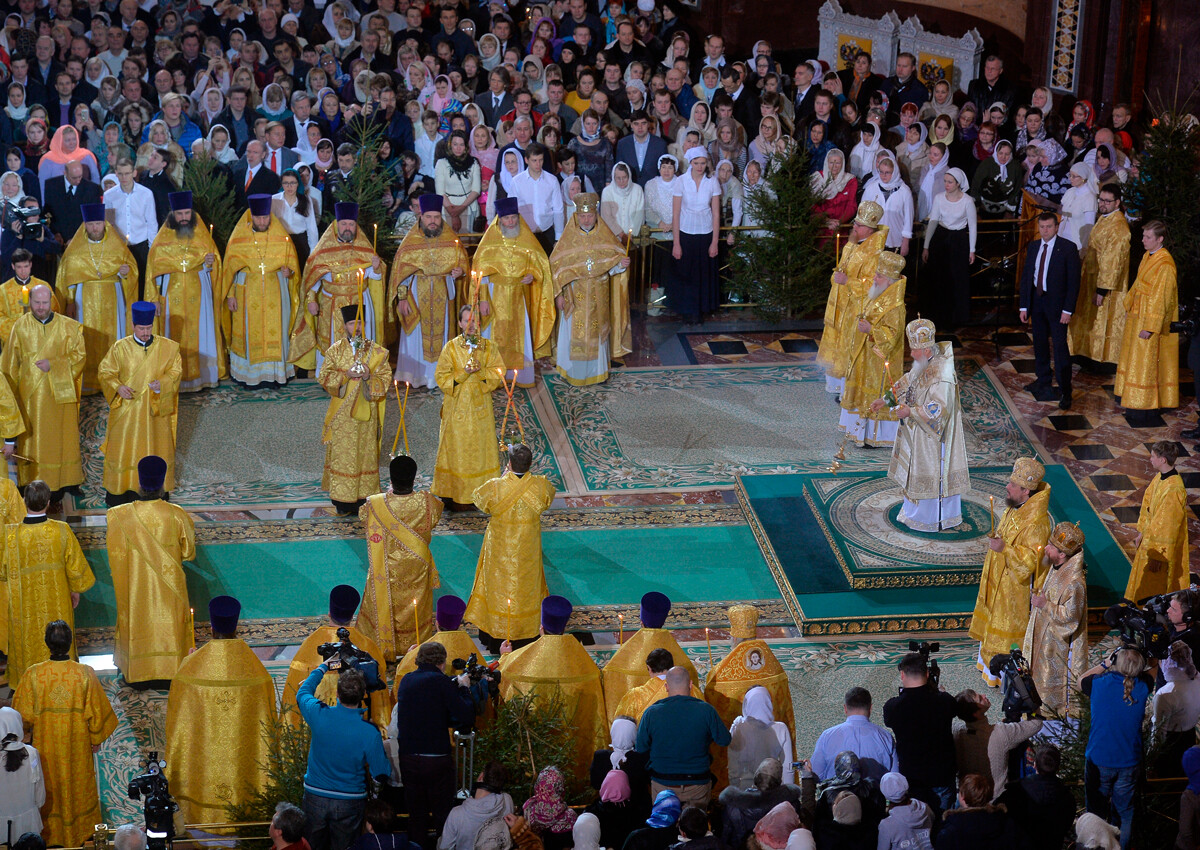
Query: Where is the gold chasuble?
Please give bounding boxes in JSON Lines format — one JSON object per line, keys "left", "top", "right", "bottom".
{"left": 0, "top": 368, "right": 25, "bottom": 440}
{"left": 106, "top": 499, "right": 196, "bottom": 682}
{"left": 166, "top": 638, "right": 277, "bottom": 825}
{"left": 839, "top": 272, "right": 905, "bottom": 428}
{"left": 395, "top": 628, "right": 480, "bottom": 684}
{"left": 816, "top": 226, "right": 889, "bottom": 378}
{"left": 220, "top": 211, "right": 302, "bottom": 383}
{"left": 0, "top": 478, "right": 23, "bottom": 654}
{"left": 55, "top": 224, "right": 138, "bottom": 394}
{"left": 1069, "top": 211, "right": 1130, "bottom": 363}
{"left": 146, "top": 214, "right": 227, "bottom": 390}
{"left": 98, "top": 335, "right": 182, "bottom": 495}
{"left": 12, "top": 658, "right": 117, "bottom": 846}
{"left": 470, "top": 217, "right": 556, "bottom": 379}
{"left": 357, "top": 491, "right": 444, "bottom": 660}
{"left": 465, "top": 471, "right": 556, "bottom": 640}
{"left": 1, "top": 312, "right": 85, "bottom": 489}
{"left": 317, "top": 337, "right": 391, "bottom": 503}
{"left": 0, "top": 277, "right": 62, "bottom": 343}
{"left": 389, "top": 226, "right": 471, "bottom": 365}
{"left": 613, "top": 676, "right": 705, "bottom": 723}
{"left": 1115, "top": 248, "right": 1180, "bottom": 410}
{"left": 602, "top": 628, "right": 698, "bottom": 720}
{"left": 498, "top": 634, "right": 608, "bottom": 779}
{"left": 0, "top": 518, "right": 94, "bottom": 689}
{"left": 1023, "top": 550, "right": 1087, "bottom": 716}
{"left": 281, "top": 625, "right": 393, "bottom": 730}
{"left": 291, "top": 224, "right": 389, "bottom": 370}
{"left": 1125, "top": 470, "right": 1189, "bottom": 601}
{"left": 432, "top": 334, "right": 504, "bottom": 502}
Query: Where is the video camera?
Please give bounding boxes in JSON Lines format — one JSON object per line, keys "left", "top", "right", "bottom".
{"left": 317, "top": 627, "right": 386, "bottom": 693}
{"left": 1103, "top": 596, "right": 1173, "bottom": 659}
{"left": 8, "top": 200, "right": 48, "bottom": 240}
{"left": 452, "top": 652, "right": 501, "bottom": 709}
{"left": 909, "top": 640, "right": 941, "bottom": 688}
{"left": 1171, "top": 296, "right": 1200, "bottom": 338}
{"left": 127, "top": 752, "right": 179, "bottom": 850}
{"left": 988, "top": 648, "right": 1042, "bottom": 721}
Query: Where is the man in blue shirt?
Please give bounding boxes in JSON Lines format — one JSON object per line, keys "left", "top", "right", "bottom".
{"left": 808, "top": 687, "right": 897, "bottom": 783}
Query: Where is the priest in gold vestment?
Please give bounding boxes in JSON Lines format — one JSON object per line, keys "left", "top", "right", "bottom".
{"left": 391, "top": 195, "right": 470, "bottom": 388}
{"left": 1124, "top": 440, "right": 1189, "bottom": 602}
{"left": 146, "top": 191, "right": 225, "bottom": 391}
{"left": 97, "top": 301, "right": 182, "bottom": 504}
{"left": 106, "top": 455, "right": 196, "bottom": 683}
{"left": 1115, "top": 221, "right": 1179, "bottom": 425}
{"left": 166, "top": 596, "right": 278, "bottom": 826}
{"left": 281, "top": 585, "right": 392, "bottom": 730}
{"left": 816, "top": 201, "right": 888, "bottom": 394}
{"left": 498, "top": 596, "right": 607, "bottom": 780}
{"left": 291, "top": 202, "right": 387, "bottom": 373}
{"left": 612, "top": 646, "right": 704, "bottom": 722}
{"left": 1068, "top": 187, "right": 1130, "bottom": 364}
{"left": 395, "top": 595, "right": 480, "bottom": 684}
{"left": 55, "top": 203, "right": 138, "bottom": 394}
{"left": 548, "top": 194, "right": 633, "bottom": 387}
{"left": 432, "top": 305, "right": 504, "bottom": 506}
{"left": 0, "top": 285, "right": 85, "bottom": 495}
{"left": 465, "top": 443, "right": 555, "bottom": 650}
{"left": 839, "top": 249, "right": 905, "bottom": 447}
{"left": 469, "top": 197, "right": 556, "bottom": 387}
{"left": 0, "top": 481, "right": 94, "bottom": 690}
{"left": 602, "top": 592, "right": 698, "bottom": 719}
{"left": 12, "top": 620, "right": 118, "bottom": 847}
{"left": 1023, "top": 522, "right": 1087, "bottom": 716}
{"left": 221, "top": 194, "right": 302, "bottom": 386}
{"left": 0, "top": 473, "right": 25, "bottom": 658}
{"left": 357, "top": 455, "right": 444, "bottom": 661}
{"left": 317, "top": 305, "right": 391, "bottom": 513}
{"left": 970, "top": 457, "right": 1053, "bottom": 686}
{"left": 0, "top": 248, "right": 62, "bottom": 343}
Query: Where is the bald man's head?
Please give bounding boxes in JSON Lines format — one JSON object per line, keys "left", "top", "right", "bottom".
{"left": 64, "top": 160, "right": 84, "bottom": 184}
{"left": 665, "top": 666, "right": 692, "bottom": 695}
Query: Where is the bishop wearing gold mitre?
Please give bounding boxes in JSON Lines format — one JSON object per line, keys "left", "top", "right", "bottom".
{"left": 106, "top": 455, "right": 196, "bottom": 684}
{"left": 281, "top": 585, "right": 392, "bottom": 730}
{"left": 816, "top": 201, "right": 888, "bottom": 395}
{"left": 1023, "top": 521, "right": 1087, "bottom": 716}
{"left": 432, "top": 304, "right": 504, "bottom": 507}
{"left": 839, "top": 249, "right": 906, "bottom": 448}
{"left": 602, "top": 592, "right": 699, "bottom": 720}
{"left": 0, "top": 480, "right": 94, "bottom": 690}
{"left": 0, "top": 284, "right": 85, "bottom": 499}
{"left": 549, "top": 193, "right": 632, "bottom": 387}
{"left": 145, "top": 191, "right": 226, "bottom": 391}
{"left": 465, "top": 443, "right": 556, "bottom": 651}
{"left": 1115, "top": 220, "right": 1180, "bottom": 427}
{"left": 55, "top": 202, "right": 138, "bottom": 394}
{"left": 0, "top": 247, "right": 62, "bottom": 343}
{"left": 317, "top": 304, "right": 391, "bottom": 515}
{"left": 12, "top": 620, "right": 117, "bottom": 847}
{"left": 469, "top": 196, "right": 556, "bottom": 388}
{"left": 291, "top": 202, "right": 388, "bottom": 373}
{"left": 166, "top": 596, "right": 277, "bottom": 825}
{"left": 98, "top": 301, "right": 182, "bottom": 506}
{"left": 1068, "top": 185, "right": 1130, "bottom": 365}
{"left": 358, "top": 455, "right": 444, "bottom": 661}
{"left": 395, "top": 595, "right": 480, "bottom": 684}
{"left": 498, "top": 595, "right": 607, "bottom": 780}
{"left": 391, "top": 195, "right": 470, "bottom": 388}
{"left": 704, "top": 603, "right": 796, "bottom": 787}
{"left": 221, "top": 194, "right": 302, "bottom": 386}
{"left": 970, "top": 457, "right": 1052, "bottom": 686}
{"left": 1125, "top": 439, "right": 1189, "bottom": 602}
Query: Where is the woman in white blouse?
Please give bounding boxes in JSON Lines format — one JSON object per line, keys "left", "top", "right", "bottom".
{"left": 669, "top": 146, "right": 721, "bottom": 325}
{"left": 861, "top": 150, "right": 914, "bottom": 256}
{"left": 1058, "top": 162, "right": 1098, "bottom": 254}
{"left": 643, "top": 154, "right": 678, "bottom": 317}
{"left": 921, "top": 166, "right": 977, "bottom": 327}
{"left": 272, "top": 168, "right": 319, "bottom": 271}
{"left": 434, "top": 129, "right": 482, "bottom": 232}
{"left": 600, "top": 163, "right": 645, "bottom": 249}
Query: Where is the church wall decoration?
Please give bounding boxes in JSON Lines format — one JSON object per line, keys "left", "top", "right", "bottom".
{"left": 1048, "top": 0, "right": 1084, "bottom": 93}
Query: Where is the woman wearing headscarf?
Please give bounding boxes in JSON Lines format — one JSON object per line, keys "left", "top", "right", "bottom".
{"left": 1024, "top": 138, "right": 1071, "bottom": 204}
{"left": 728, "top": 687, "right": 792, "bottom": 790}
{"left": 486, "top": 148, "right": 524, "bottom": 221}
{"left": 974, "top": 140, "right": 1024, "bottom": 218}
{"left": 198, "top": 85, "right": 226, "bottom": 134}
{"left": 895, "top": 119, "right": 928, "bottom": 191}
{"left": 91, "top": 75, "right": 125, "bottom": 127}
{"left": 715, "top": 158, "right": 742, "bottom": 245}
{"left": 257, "top": 83, "right": 292, "bottom": 123}
{"left": 1, "top": 83, "right": 30, "bottom": 146}
{"left": 585, "top": 769, "right": 642, "bottom": 850}
{"left": 708, "top": 118, "right": 746, "bottom": 180}
{"left": 623, "top": 790, "right": 682, "bottom": 850}
{"left": 797, "top": 121, "right": 829, "bottom": 175}
{"left": 917, "top": 142, "right": 950, "bottom": 221}
{"left": 1091, "top": 142, "right": 1123, "bottom": 186}
{"left": 601, "top": 162, "right": 646, "bottom": 247}
{"left": 1068, "top": 99, "right": 1095, "bottom": 136}
{"left": 918, "top": 79, "right": 959, "bottom": 125}
{"left": 861, "top": 150, "right": 913, "bottom": 255}
{"left": 524, "top": 766, "right": 576, "bottom": 850}
{"left": 922, "top": 167, "right": 977, "bottom": 326}
{"left": 1031, "top": 86, "right": 1054, "bottom": 119}
{"left": 948, "top": 102, "right": 979, "bottom": 165}
{"left": 435, "top": 129, "right": 481, "bottom": 232}
{"left": 89, "top": 121, "right": 123, "bottom": 173}
{"left": 960, "top": 120, "right": 997, "bottom": 180}
{"left": 568, "top": 109, "right": 614, "bottom": 194}
{"left": 572, "top": 813, "right": 602, "bottom": 850}
{"left": 812, "top": 149, "right": 858, "bottom": 232}
{"left": 471, "top": 123, "right": 499, "bottom": 212}
{"left": 21, "top": 118, "right": 49, "bottom": 174}
{"left": 848, "top": 119, "right": 882, "bottom": 180}
{"left": 678, "top": 101, "right": 716, "bottom": 154}
{"left": 206, "top": 124, "right": 240, "bottom": 165}
{"left": 477, "top": 34, "right": 503, "bottom": 73}
{"left": 523, "top": 56, "right": 548, "bottom": 105}
{"left": 748, "top": 115, "right": 785, "bottom": 173}
{"left": 929, "top": 113, "right": 955, "bottom": 148}
{"left": 753, "top": 802, "right": 801, "bottom": 850}
{"left": 137, "top": 119, "right": 187, "bottom": 186}
{"left": 1058, "top": 161, "right": 1099, "bottom": 253}
{"left": 0, "top": 706, "right": 45, "bottom": 841}
{"left": 644, "top": 153, "right": 678, "bottom": 316}
{"left": 669, "top": 146, "right": 721, "bottom": 325}
{"left": 626, "top": 79, "right": 648, "bottom": 116}
{"left": 38, "top": 124, "right": 100, "bottom": 196}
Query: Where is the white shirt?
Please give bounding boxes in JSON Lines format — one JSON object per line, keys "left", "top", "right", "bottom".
{"left": 1035, "top": 236, "right": 1056, "bottom": 292}
{"left": 671, "top": 173, "right": 720, "bottom": 235}
{"left": 861, "top": 178, "right": 914, "bottom": 246}
{"left": 924, "top": 193, "right": 977, "bottom": 253}
{"left": 103, "top": 182, "right": 157, "bottom": 245}
{"left": 271, "top": 193, "right": 318, "bottom": 246}
{"left": 512, "top": 169, "right": 564, "bottom": 238}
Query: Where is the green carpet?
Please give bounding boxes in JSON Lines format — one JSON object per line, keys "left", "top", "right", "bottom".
{"left": 540, "top": 360, "right": 1036, "bottom": 492}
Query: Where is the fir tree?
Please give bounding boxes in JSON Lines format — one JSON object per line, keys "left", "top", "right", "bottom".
{"left": 474, "top": 688, "right": 588, "bottom": 804}
{"left": 328, "top": 115, "right": 398, "bottom": 263}
{"left": 182, "top": 152, "right": 241, "bottom": 251}
{"left": 224, "top": 707, "right": 311, "bottom": 830}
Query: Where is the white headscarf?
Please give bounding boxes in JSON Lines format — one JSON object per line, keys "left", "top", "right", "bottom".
{"left": 602, "top": 162, "right": 646, "bottom": 235}
{"left": 812, "top": 149, "right": 852, "bottom": 200}
{"left": 499, "top": 148, "right": 524, "bottom": 196}
{"left": 609, "top": 717, "right": 637, "bottom": 770}
{"left": 733, "top": 686, "right": 775, "bottom": 729}
{"left": 0, "top": 706, "right": 23, "bottom": 750}
{"left": 872, "top": 150, "right": 905, "bottom": 196}
{"left": 904, "top": 121, "right": 928, "bottom": 153}
{"left": 849, "top": 120, "right": 881, "bottom": 179}
{"left": 945, "top": 166, "right": 970, "bottom": 194}
{"left": 1070, "top": 161, "right": 1099, "bottom": 194}
{"left": 572, "top": 813, "right": 602, "bottom": 850}
{"left": 918, "top": 146, "right": 949, "bottom": 219}
{"left": 994, "top": 140, "right": 1015, "bottom": 182}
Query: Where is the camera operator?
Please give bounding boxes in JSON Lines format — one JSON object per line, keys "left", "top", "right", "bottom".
{"left": 393, "top": 641, "right": 478, "bottom": 850}
{"left": 0, "top": 197, "right": 62, "bottom": 281}
{"left": 1165, "top": 589, "right": 1200, "bottom": 662}
{"left": 953, "top": 689, "right": 1042, "bottom": 800}
{"left": 882, "top": 651, "right": 962, "bottom": 818}
{"left": 297, "top": 663, "right": 391, "bottom": 850}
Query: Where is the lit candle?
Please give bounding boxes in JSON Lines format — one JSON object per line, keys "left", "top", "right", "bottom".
{"left": 617, "top": 613, "right": 623, "bottom": 643}
{"left": 705, "top": 627, "right": 712, "bottom": 667}
{"left": 507, "top": 597, "right": 513, "bottom": 642}
{"left": 189, "top": 607, "right": 194, "bottom": 644}
{"left": 413, "top": 597, "right": 420, "bottom": 642}
{"left": 373, "top": 222, "right": 378, "bottom": 252}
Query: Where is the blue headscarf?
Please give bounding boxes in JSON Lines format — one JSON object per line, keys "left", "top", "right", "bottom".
{"left": 646, "top": 790, "right": 681, "bottom": 828}
{"left": 1184, "top": 746, "right": 1200, "bottom": 794}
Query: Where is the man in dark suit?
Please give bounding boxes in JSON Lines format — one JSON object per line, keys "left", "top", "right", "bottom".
{"left": 614, "top": 111, "right": 668, "bottom": 188}
{"left": 473, "top": 69, "right": 514, "bottom": 129}
{"left": 263, "top": 122, "right": 300, "bottom": 176}
{"left": 1020, "top": 212, "right": 1082, "bottom": 409}
{"left": 140, "top": 148, "right": 177, "bottom": 225}
{"left": 724, "top": 65, "right": 759, "bottom": 135}
{"left": 45, "top": 71, "right": 89, "bottom": 129}
{"left": 44, "top": 160, "right": 102, "bottom": 243}
{"left": 233, "top": 141, "right": 282, "bottom": 211}
{"left": 967, "top": 55, "right": 1017, "bottom": 118}
{"left": 792, "top": 62, "right": 819, "bottom": 125}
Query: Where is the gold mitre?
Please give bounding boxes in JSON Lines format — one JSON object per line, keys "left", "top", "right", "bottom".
{"left": 876, "top": 251, "right": 906, "bottom": 280}
{"left": 1049, "top": 521, "right": 1085, "bottom": 557}
{"left": 853, "top": 200, "right": 884, "bottom": 228}
{"left": 905, "top": 317, "right": 936, "bottom": 350}
{"left": 1010, "top": 456, "right": 1045, "bottom": 490}
{"left": 575, "top": 192, "right": 600, "bottom": 214}
{"left": 728, "top": 604, "right": 759, "bottom": 639}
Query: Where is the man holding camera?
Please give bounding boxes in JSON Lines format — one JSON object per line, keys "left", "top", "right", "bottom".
{"left": 0, "top": 196, "right": 63, "bottom": 282}
{"left": 883, "top": 652, "right": 960, "bottom": 817}
{"left": 953, "top": 689, "right": 1043, "bottom": 800}
{"left": 1023, "top": 522, "right": 1088, "bottom": 716}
